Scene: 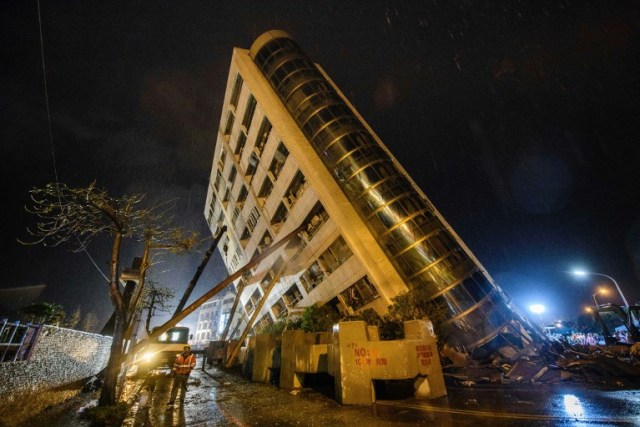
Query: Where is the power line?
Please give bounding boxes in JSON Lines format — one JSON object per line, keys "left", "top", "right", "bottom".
{"left": 36, "top": 0, "right": 109, "bottom": 283}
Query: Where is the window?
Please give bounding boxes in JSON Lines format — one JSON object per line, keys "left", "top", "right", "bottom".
{"left": 231, "top": 206, "right": 241, "bottom": 225}
{"left": 237, "top": 186, "right": 248, "bottom": 204}
{"left": 255, "top": 117, "right": 272, "bottom": 155}
{"left": 271, "top": 298, "right": 287, "bottom": 318}
{"left": 220, "top": 148, "right": 227, "bottom": 166}
{"left": 228, "top": 165, "right": 237, "bottom": 185}
{"left": 299, "top": 202, "right": 330, "bottom": 242}
{"left": 223, "top": 111, "right": 235, "bottom": 135}
{"left": 235, "top": 132, "right": 247, "bottom": 156}
{"left": 268, "top": 142, "right": 289, "bottom": 180}
{"left": 247, "top": 207, "right": 260, "bottom": 232}
{"left": 270, "top": 202, "right": 289, "bottom": 229}
{"left": 214, "top": 171, "right": 223, "bottom": 192}
{"left": 284, "top": 170, "right": 307, "bottom": 209}
{"left": 230, "top": 74, "right": 243, "bottom": 107}
{"left": 283, "top": 284, "right": 303, "bottom": 307}
{"left": 318, "top": 236, "right": 353, "bottom": 274}
{"left": 258, "top": 177, "right": 273, "bottom": 201}
{"left": 240, "top": 227, "right": 251, "bottom": 244}
{"left": 258, "top": 231, "right": 272, "bottom": 252}
{"left": 300, "top": 262, "right": 324, "bottom": 292}
{"left": 222, "top": 188, "right": 231, "bottom": 204}
{"left": 246, "top": 153, "right": 259, "bottom": 176}
{"left": 341, "top": 276, "right": 380, "bottom": 310}
{"left": 260, "top": 272, "right": 274, "bottom": 291}
{"left": 242, "top": 95, "right": 257, "bottom": 130}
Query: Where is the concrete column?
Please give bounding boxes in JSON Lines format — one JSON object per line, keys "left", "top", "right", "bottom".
{"left": 252, "top": 333, "right": 278, "bottom": 383}
{"left": 280, "top": 329, "right": 306, "bottom": 389}
{"left": 405, "top": 320, "right": 447, "bottom": 399}
{"left": 331, "top": 321, "right": 374, "bottom": 405}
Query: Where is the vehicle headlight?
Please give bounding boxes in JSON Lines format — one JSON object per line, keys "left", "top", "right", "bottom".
{"left": 142, "top": 352, "right": 155, "bottom": 362}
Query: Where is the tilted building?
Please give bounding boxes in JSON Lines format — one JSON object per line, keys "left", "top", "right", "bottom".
{"left": 205, "top": 30, "right": 543, "bottom": 355}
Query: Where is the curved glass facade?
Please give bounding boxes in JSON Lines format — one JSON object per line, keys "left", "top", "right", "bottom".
{"left": 250, "top": 33, "right": 539, "bottom": 351}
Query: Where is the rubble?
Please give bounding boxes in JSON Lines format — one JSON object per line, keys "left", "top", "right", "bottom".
{"left": 441, "top": 339, "right": 640, "bottom": 388}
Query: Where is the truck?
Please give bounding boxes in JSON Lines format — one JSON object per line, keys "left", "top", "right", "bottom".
{"left": 132, "top": 326, "right": 191, "bottom": 376}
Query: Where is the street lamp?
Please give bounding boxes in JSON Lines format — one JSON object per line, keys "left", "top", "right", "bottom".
{"left": 592, "top": 288, "right": 608, "bottom": 307}
{"left": 529, "top": 304, "right": 546, "bottom": 326}
{"left": 572, "top": 270, "right": 629, "bottom": 307}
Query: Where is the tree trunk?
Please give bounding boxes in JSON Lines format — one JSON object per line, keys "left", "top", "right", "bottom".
{"left": 99, "top": 231, "right": 125, "bottom": 407}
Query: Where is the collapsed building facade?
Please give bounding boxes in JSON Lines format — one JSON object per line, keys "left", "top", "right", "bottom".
{"left": 204, "top": 30, "right": 546, "bottom": 360}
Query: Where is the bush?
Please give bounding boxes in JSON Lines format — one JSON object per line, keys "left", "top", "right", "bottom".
{"left": 299, "top": 304, "right": 341, "bottom": 333}
{"left": 258, "top": 317, "right": 302, "bottom": 335}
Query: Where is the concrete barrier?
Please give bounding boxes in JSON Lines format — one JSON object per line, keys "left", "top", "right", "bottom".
{"left": 279, "top": 330, "right": 330, "bottom": 389}
{"left": 272, "top": 320, "right": 446, "bottom": 404}
{"left": 329, "top": 320, "right": 446, "bottom": 404}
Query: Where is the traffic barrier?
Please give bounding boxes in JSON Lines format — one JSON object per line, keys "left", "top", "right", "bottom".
{"left": 273, "top": 319, "right": 446, "bottom": 404}
{"left": 329, "top": 320, "right": 447, "bottom": 404}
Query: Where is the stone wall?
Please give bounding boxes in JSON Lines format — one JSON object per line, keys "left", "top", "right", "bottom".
{"left": 0, "top": 325, "right": 112, "bottom": 398}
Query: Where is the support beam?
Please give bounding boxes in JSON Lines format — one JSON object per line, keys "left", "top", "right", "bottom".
{"left": 131, "top": 224, "right": 304, "bottom": 353}
{"left": 225, "top": 261, "right": 286, "bottom": 368}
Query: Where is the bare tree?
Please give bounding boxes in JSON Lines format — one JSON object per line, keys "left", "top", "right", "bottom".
{"left": 138, "top": 281, "right": 175, "bottom": 335}
{"left": 21, "top": 182, "right": 170, "bottom": 407}
{"left": 122, "top": 222, "right": 198, "bottom": 344}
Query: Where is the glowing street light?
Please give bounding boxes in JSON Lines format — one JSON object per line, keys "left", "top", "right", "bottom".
{"left": 529, "top": 304, "right": 546, "bottom": 325}
{"left": 572, "top": 270, "right": 629, "bottom": 308}
{"left": 529, "top": 304, "right": 545, "bottom": 314}
{"left": 592, "top": 288, "right": 608, "bottom": 307}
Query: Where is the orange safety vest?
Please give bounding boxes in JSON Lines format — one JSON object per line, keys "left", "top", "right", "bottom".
{"left": 173, "top": 352, "right": 196, "bottom": 375}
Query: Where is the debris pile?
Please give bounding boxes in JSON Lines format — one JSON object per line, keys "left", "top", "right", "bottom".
{"left": 441, "top": 340, "right": 640, "bottom": 388}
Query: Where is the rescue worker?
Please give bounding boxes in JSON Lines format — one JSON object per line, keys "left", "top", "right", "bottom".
{"left": 167, "top": 345, "right": 197, "bottom": 407}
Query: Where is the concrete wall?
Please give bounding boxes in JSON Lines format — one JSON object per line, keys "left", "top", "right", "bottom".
{"left": 0, "top": 325, "right": 112, "bottom": 398}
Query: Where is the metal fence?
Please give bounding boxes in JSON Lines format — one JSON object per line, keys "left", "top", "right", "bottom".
{"left": 0, "top": 319, "right": 42, "bottom": 363}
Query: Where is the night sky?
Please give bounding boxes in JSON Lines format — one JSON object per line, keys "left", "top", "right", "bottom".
{"left": 2, "top": 1, "right": 639, "bottom": 329}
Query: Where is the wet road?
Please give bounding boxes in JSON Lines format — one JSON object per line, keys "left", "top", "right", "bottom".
{"left": 375, "top": 385, "right": 640, "bottom": 426}
{"left": 121, "top": 363, "right": 640, "bottom": 426}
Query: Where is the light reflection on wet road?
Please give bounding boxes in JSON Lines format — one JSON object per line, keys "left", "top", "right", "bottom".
{"left": 122, "top": 363, "right": 640, "bottom": 426}
{"left": 375, "top": 385, "right": 640, "bottom": 426}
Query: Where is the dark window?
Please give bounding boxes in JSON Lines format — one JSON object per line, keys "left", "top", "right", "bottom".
{"left": 299, "top": 202, "right": 329, "bottom": 242}
{"left": 317, "top": 236, "right": 352, "bottom": 274}
{"left": 268, "top": 142, "right": 289, "bottom": 180}
{"left": 242, "top": 95, "right": 257, "bottom": 130}
{"left": 283, "top": 284, "right": 303, "bottom": 307}
{"left": 228, "top": 165, "right": 237, "bottom": 185}
{"left": 300, "top": 262, "right": 324, "bottom": 292}
{"left": 341, "top": 276, "right": 379, "bottom": 310}
{"left": 246, "top": 153, "right": 259, "bottom": 176}
{"left": 230, "top": 74, "right": 243, "bottom": 107}
{"left": 258, "top": 177, "right": 273, "bottom": 200}
{"left": 237, "top": 186, "right": 248, "bottom": 204}
{"left": 224, "top": 111, "right": 235, "bottom": 135}
{"left": 240, "top": 227, "right": 251, "bottom": 244}
{"left": 255, "top": 117, "right": 272, "bottom": 155}
{"left": 235, "top": 133, "right": 247, "bottom": 156}
{"left": 271, "top": 202, "right": 289, "bottom": 228}
{"left": 247, "top": 207, "right": 261, "bottom": 232}
{"left": 284, "top": 170, "right": 307, "bottom": 209}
